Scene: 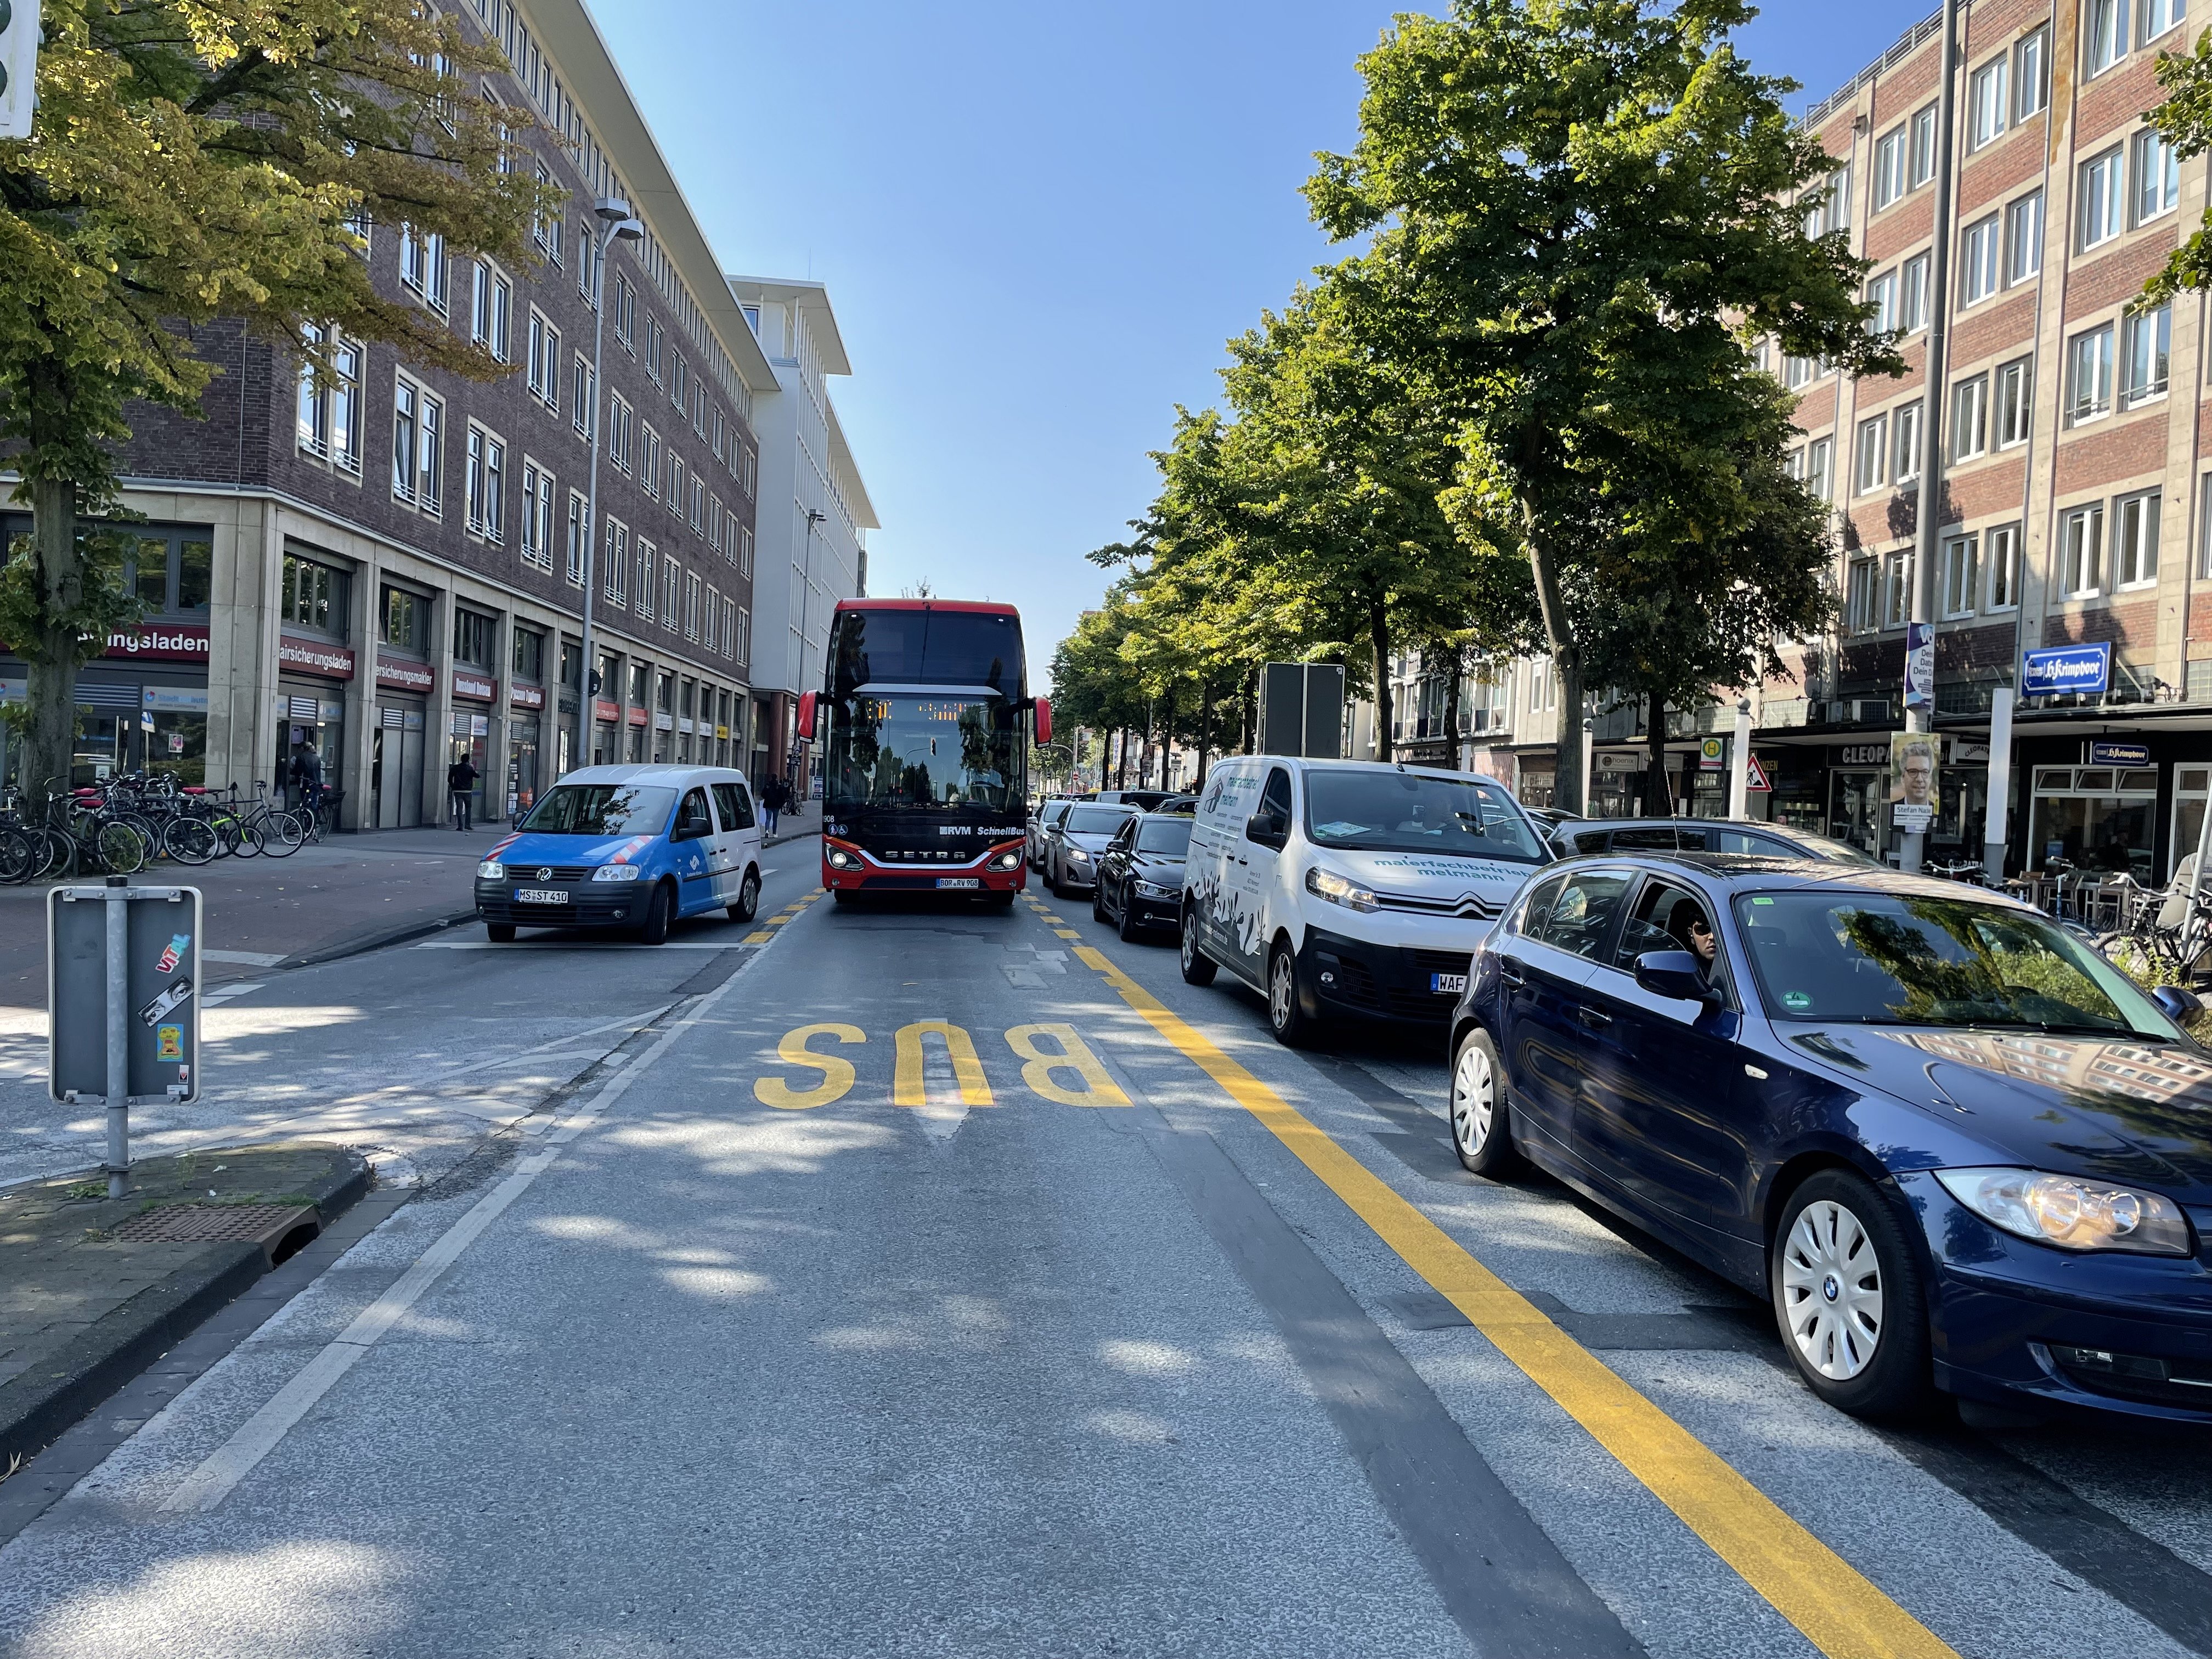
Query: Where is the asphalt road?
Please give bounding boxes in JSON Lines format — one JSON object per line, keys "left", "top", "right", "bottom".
{"left": 1, "top": 858, "right": 2209, "bottom": 1657}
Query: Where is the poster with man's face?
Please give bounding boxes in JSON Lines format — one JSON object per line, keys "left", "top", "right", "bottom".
{"left": 1889, "top": 733, "right": 1939, "bottom": 833}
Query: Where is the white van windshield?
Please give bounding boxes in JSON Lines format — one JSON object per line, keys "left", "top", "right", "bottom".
{"left": 1303, "top": 771, "right": 1549, "bottom": 862}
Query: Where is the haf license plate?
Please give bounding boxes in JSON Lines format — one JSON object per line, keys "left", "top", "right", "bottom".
{"left": 1430, "top": 973, "right": 1468, "bottom": 995}
{"left": 936, "top": 877, "right": 981, "bottom": 890}
{"left": 515, "top": 888, "right": 568, "bottom": 904}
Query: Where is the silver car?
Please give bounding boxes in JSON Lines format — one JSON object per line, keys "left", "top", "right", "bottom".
{"left": 1048, "top": 803, "right": 1137, "bottom": 895}
{"left": 1029, "top": 799, "right": 1074, "bottom": 870}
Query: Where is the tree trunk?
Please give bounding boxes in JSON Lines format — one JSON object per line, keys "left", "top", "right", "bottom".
{"left": 1369, "top": 602, "right": 1393, "bottom": 763}
{"left": 1646, "top": 691, "right": 1672, "bottom": 819}
{"left": 1442, "top": 646, "right": 1464, "bottom": 771}
{"left": 1519, "top": 496, "right": 1583, "bottom": 814}
{"left": 22, "top": 474, "right": 83, "bottom": 799}
{"left": 1195, "top": 681, "right": 1212, "bottom": 791}
{"left": 1115, "top": 726, "right": 1127, "bottom": 789}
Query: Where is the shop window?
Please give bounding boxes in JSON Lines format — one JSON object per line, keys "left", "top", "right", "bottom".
{"left": 2174, "top": 768, "right": 2210, "bottom": 881}
{"left": 2032, "top": 765, "right": 2156, "bottom": 879}
{"left": 281, "top": 554, "right": 344, "bottom": 634}
{"left": 629, "top": 661, "right": 649, "bottom": 707}
{"left": 656, "top": 670, "right": 674, "bottom": 714}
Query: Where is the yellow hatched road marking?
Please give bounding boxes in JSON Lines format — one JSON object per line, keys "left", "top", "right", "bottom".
{"left": 1069, "top": 941, "right": 1957, "bottom": 1659}
{"left": 744, "top": 931, "right": 774, "bottom": 944}
{"left": 1053, "top": 929, "right": 1081, "bottom": 940}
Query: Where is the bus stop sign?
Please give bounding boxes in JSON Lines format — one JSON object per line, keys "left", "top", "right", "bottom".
{"left": 48, "top": 883, "right": 203, "bottom": 1105}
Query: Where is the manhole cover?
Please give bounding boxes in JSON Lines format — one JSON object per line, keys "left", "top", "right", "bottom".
{"left": 108, "top": 1204, "right": 309, "bottom": 1243}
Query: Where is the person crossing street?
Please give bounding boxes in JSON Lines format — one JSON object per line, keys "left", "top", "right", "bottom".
{"left": 447, "top": 752, "right": 481, "bottom": 833}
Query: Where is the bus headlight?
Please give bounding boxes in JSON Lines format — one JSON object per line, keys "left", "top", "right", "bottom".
{"left": 477, "top": 861, "right": 505, "bottom": 881}
{"left": 592, "top": 864, "right": 643, "bottom": 882}
{"left": 990, "top": 849, "right": 1022, "bottom": 871}
{"left": 826, "top": 844, "right": 860, "bottom": 870}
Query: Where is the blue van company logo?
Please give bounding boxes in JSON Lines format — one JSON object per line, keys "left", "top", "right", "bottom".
{"left": 2021, "top": 642, "right": 2110, "bottom": 697}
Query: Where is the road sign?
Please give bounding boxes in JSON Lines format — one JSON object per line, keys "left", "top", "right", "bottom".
{"left": 1699, "top": 736, "right": 1726, "bottom": 770}
{"left": 49, "top": 882, "right": 203, "bottom": 1192}
{"left": 0, "top": 0, "right": 39, "bottom": 140}
{"left": 1745, "top": 756, "right": 1771, "bottom": 792}
{"left": 2022, "top": 641, "right": 2109, "bottom": 697}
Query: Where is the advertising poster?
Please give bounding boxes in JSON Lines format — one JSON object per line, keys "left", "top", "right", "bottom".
{"left": 1889, "top": 731, "right": 1939, "bottom": 834}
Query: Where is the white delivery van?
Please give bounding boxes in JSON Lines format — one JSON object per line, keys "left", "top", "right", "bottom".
{"left": 1180, "top": 758, "right": 1555, "bottom": 1044}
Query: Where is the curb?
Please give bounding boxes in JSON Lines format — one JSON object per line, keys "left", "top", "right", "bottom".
{"left": 0, "top": 1150, "right": 373, "bottom": 1472}
{"left": 277, "top": 909, "right": 479, "bottom": 970}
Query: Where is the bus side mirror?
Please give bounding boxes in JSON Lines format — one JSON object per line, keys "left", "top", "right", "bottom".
{"left": 1034, "top": 697, "right": 1052, "bottom": 746}
{"left": 797, "top": 690, "right": 816, "bottom": 740}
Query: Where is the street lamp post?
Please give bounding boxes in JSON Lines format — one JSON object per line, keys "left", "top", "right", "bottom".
{"left": 571, "top": 197, "right": 644, "bottom": 779}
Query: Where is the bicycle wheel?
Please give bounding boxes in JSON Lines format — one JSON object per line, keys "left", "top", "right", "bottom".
{"left": 95, "top": 821, "right": 148, "bottom": 874}
{"left": 261, "top": 811, "right": 306, "bottom": 857}
{"left": 208, "top": 814, "right": 242, "bottom": 858}
{"left": 0, "top": 827, "right": 34, "bottom": 885}
{"left": 38, "top": 827, "right": 75, "bottom": 879}
{"left": 163, "top": 816, "right": 217, "bottom": 865}
{"left": 231, "top": 816, "right": 263, "bottom": 858}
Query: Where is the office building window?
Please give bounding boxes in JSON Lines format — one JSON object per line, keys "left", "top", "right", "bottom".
{"left": 2079, "top": 148, "right": 2124, "bottom": 249}
{"left": 399, "top": 225, "right": 447, "bottom": 312}
{"left": 1893, "top": 402, "right": 1923, "bottom": 486}
{"left": 1873, "top": 128, "right": 1906, "bottom": 210}
{"left": 2016, "top": 27, "right": 2050, "bottom": 118}
{"left": 1883, "top": 551, "right": 1913, "bottom": 627}
{"left": 2005, "top": 190, "right": 2044, "bottom": 285}
{"left": 2143, "top": 0, "right": 2186, "bottom": 42}
{"left": 565, "top": 493, "right": 588, "bottom": 586}
{"left": 392, "top": 374, "right": 443, "bottom": 512}
{"left": 280, "top": 554, "right": 341, "bottom": 633}
{"left": 296, "top": 325, "right": 362, "bottom": 473}
{"left": 1942, "top": 534, "right": 1978, "bottom": 618}
{"left": 736, "top": 605, "right": 750, "bottom": 665}
{"left": 708, "top": 494, "right": 725, "bottom": 553}
{"left": 2067, "top": 324, "right": 2115, "bottom": 424}
{"left": 1900, "top": 253, "right": 1929, "bottom": 333}
{"left": 2124, "top": 303, "right": 2171, "bottom": 405}
{"left": 471, "top": 261, "right": 511, "bottom": 361}
{"left": 691, "top": 476, "right": 707, "bottom": 534}
{"left": 1846, "top": 558, "right": 1878, "bottom": 633}
{"left": 640, "top": 425, "right": 662, "bottom": 498}
{"left": 608, "top": 395, "right": 633, "bottom": 473}
{"left": 1855, "top": 413, "right": 1889, "bottom": 493}
{"left": 1908, "top": 105, "right": 1938, "bottom": 188}
{"left": 2061, "top": 504, "right": 2105, "bottom": 596}
{"left": 740, "top": 523, "right": 754, "bottom": 577}
{"left": 527, "top": 311, "right": 560, "bottom": 410}
{"left": 1804, "top": 436, "right": 1832, "bottom": 503}
{"left": 519, "top": 458, "right": 553, "bottom": 569}
{"left": 1784, "top": 353, "right": 1814, "bottom": 388}
{"left": 1996, "top": 356, "right": 2033, "bottom": 447}
{"left": 1952, "top": 375, "right": 1988, "bottom": 461}
{"left": 669, "top": 452, "right": 685, "bottom": 516}
{"left": 1962, "top": 215, "right": 2000, "bottom": 303}
{"left": 1987, "top": 522, "right": 2021, "bottom": 609}
{"left": 572, "top": 353, "right": 594, "bottom": 437}
{"left": 2087, "top": 0, "right": 2127, "bottom": 75}
{"left": 605, "top": 518, "right": 629, "bottom": 607}
{"left": 685, "top": 571, "right": 701, "bottom": 641}
{"left": 2115, "top": 490, "right": 2160, "bottom": 588}
{"left": 636, "top": 539, "right": 656, "bottom": 622}
{"left": 1970, "top": 56, "right": 2010, "bottom": 149}
{"left": 465, "top": 425, "right": 505, "bottom": 543}
{"left": 664, "top": 555, "right": 681, "bottom": 627}
{"left": 1867, "top": 270, "right": 1898, "bottom": 335}
{"left": 2133, "top": 128, "right": 2180, "bottom": 223}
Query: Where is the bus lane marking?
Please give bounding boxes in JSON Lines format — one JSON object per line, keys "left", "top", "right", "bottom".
{"left": 1005, "top": 1024, "right": 1130, "bottom": 1107}
{"left": 754, "top": 1024, "right": 866, "bottom": 1110}
{"left": 893, "top": 1022, "right": 994, "bottom": 1107}
{"left": 1066, "top": 942, "right": 1959, "bottom": 1659}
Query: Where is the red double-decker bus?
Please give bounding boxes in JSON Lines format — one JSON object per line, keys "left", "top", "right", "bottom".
{"left": 799, "top": 599, "right": 1050, "bottom": 905}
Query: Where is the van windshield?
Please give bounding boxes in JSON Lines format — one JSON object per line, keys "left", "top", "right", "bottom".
{"left": 520, "top": 783, "right": 678, "bottom": 837}
{"left": 1303, "top": 771, "right": 1549, "bottom": 862}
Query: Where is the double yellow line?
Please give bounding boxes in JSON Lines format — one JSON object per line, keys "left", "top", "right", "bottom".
{"left": 1056, "top": 905, "right": 1955, "bottom": 1659}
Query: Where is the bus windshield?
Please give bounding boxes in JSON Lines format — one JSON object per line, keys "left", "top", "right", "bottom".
{"left": 828, "top": 695, "right": 1018, "bottom": 811}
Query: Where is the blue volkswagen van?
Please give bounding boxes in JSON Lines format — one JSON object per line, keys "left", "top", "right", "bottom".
{"left": 474, "top": 765, "right": 765, "bottom": 944}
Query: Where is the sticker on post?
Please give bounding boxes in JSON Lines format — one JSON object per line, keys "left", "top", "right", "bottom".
{"left": 155, "top": 933, "right": 190, "bottom": 974}
{"left": 138, "top": 977, "right": 193, "bottom": 1025}
{"left": 156, "top": 1024, "right": 183, "bottom": 1060}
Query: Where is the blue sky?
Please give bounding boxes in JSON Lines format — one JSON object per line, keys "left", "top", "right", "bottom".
{"left": 585, "top": 1, "right": 1937, "bottom": 672}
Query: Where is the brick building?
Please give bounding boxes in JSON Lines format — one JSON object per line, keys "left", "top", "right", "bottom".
{"left": 1380, "top": 2, "right": 2212, "bottom": 881}
{"left": 1, "top": 0, "right": 782, "bottom": 831}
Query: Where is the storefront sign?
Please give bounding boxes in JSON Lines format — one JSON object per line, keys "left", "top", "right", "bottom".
{"left": 1903, "top": 621, "right": 1934, "bottom": 711}
{"left": 594, "top": 698, "right": 620, "bottom": 724}
{"left": 512, "top": 682, "right": 546, "bottom": 712}
{"left": 1891, "top": 731, "right": 1939, "bottom": 834}
{"left": 453, "top": 669, "right": 495, "bottom": 703}
{"left": 1837, "top": 743, "right": 1889, "bottom": 766}
{"left": 142, "top": 686, "right": 209, "bottom": 712}
{"left": 1951, "top": 741, "right": 1990, "bottom": 763}
{"left": 2023, "top": 642, "right": 2109, "bottom": 697}
{"left": 105, "top": 622, "right": 211, "bottom": 662}
{"left": 2090, "top": 740, "right": 2151, "bottom": 767}
{"left": 375, "top": 654, "right": 435, "bottom": 694}
{"left": 628, "top": 706, "right": 648, "bottom": 726}
{"left": 278, "top": 635, "right": 357, "bottom": 679}
{"left": 654, "top": 712, "right": 674, "bottom": 731}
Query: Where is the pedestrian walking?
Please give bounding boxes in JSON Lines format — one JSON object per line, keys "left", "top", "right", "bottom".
{"left": 448, "top": 752, "right": 480, "bottom": 833}
{"left": 296, "top": 738, "right": 325, "bottom": 817}
{"left": 760, "top": 774, "right": 786, "bottom": 837}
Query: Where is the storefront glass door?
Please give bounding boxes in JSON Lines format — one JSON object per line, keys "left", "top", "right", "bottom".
{"left": 1829, "top": 770, "right": 1884, "bottom": 857}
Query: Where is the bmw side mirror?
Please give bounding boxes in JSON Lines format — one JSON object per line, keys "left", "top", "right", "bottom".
{"left": 1634, "top": 950, "right": 1717, "bottom": 1006}
{"left": 2152, "top": 985, "right": 2203, "bottom": 1024}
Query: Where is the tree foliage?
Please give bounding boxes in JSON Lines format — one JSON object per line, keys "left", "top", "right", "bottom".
{"left": 1, "top": 0, "right": 556, "bottom": 791}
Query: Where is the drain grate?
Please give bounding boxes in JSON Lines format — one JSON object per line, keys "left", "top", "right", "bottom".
{"left": 108, "top": 1204, "right": 310, "bottom": 1244}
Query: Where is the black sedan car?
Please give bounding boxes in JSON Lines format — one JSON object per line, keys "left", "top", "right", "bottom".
{"left": 1551, "top": 817, "right": 1880, "bottom": 865}
{"left": 1091, "top": 810, "right": 1193, "bottom": 941}
{"left": 1448, "top": 853, "right": 2212, "bottom": 1425}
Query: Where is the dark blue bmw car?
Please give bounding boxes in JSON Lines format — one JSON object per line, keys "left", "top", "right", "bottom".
{"left": 1447, "top": 854, "right": 2212, "bottom": 1424}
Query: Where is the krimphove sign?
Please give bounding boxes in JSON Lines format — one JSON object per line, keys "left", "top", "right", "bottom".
{"left": 2022, "top": 642, "right": 2110, "bottom": 697}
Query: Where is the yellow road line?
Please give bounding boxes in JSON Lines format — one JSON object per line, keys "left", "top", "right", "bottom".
{"left": 1071, "top": 942, "right": 1956, "bottom": 1659}
{"left": 1053, "top": 928, "right": 1081, "bottom": 940}
{"left": 744, "top": 931, "right": 774, "bottom": 944}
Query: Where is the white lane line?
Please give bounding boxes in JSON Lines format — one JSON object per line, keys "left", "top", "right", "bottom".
{"left": 414, "top": 940, "right": 748, "bottom": 951}
{"left": 202, "top": 950, "right": 286, "bottom": 967}
{"left": 159, "top": 945, "right": 764, "bottom": 1514}
{"left": 201, "top": 983, "right": 263, "bottom": 1006}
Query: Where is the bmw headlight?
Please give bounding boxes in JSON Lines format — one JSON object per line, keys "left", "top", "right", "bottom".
{"left": 477, "top": 860, "right": 506, "bottom": 881}
{"left": 592, "top": 864, "right": 644, "bottom": 883}
{"left": 1305, "top": 866, "right": 1379, "bottom": 913}
{"left": 1935, "top": 1167, "right": 2194, "bottom": 1256}
{"left": 1133, "top": 879, "right": 1177, "bottom": 899}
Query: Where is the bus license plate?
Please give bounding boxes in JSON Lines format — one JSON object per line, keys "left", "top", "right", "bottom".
{"left": 1430, "top": 972, "right": 1468, "bottom": 995}
{"left": 936, "top": 877, "right": 980, "bottom": 890}
{"left": 515, "top": 888, "right": 568, "bottom": 904}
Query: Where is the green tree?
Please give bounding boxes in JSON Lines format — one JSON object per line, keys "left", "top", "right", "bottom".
{"left": 2144, "top": 33, "right": 2212, "bottom": 301}
{"left": 1308, "top": 0, "right": 1895, "bottom": 809}
{"left": 1, "top": 0, "right": 556, "bottom": 792}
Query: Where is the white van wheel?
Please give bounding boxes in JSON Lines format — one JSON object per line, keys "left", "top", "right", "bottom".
{"left": 1267, "top": 943, "right": 1314, "bottom": 1047}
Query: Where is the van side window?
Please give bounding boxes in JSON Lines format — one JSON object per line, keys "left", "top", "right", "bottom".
{"left": 679, "top": 787, "right": 712, "bottom": 835}
{"left": 712, "top": 781, "right": 754, "bottom": 830}
{"left": 1260, "top": 768, "right": 1293, "bottom": 821}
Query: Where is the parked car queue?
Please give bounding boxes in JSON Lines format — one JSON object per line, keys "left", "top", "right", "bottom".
{"left": 1043, "top": 759, "right": 2212, "bottom": 1434}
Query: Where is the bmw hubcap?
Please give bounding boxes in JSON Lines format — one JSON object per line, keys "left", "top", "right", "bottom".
{"left": 1452, "top": 1042, "right": 1494, "bottom": 1157}
{"left": 1780, "top": 1200, "right": 1884, "bottom": 1381}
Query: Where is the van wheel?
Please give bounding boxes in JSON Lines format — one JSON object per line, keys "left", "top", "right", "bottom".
{"left": 638, "top": 882, "right": 674, "bottom": 945}
{"left": 1771, "top": 1170, "right": 1931, "bottom": 1419}
{"left": 486, "top": 922, "right": 516, "bottom": 944}
{"left": 1267, "top": 943, "right": 1314, "bottom": 1047}
{"left": 728, "top": 867, "right": 761, "bottom": 923}
{"left": 1449, "top": 1028, "right": 1520, "bottom": 1177}
{"left": 1180, "top": 909, "right": 1217, "bottom": 985}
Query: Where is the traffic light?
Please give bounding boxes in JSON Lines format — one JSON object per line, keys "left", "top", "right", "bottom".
{"left": 0, "top": 0, "right": 39, "bottom": 142}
